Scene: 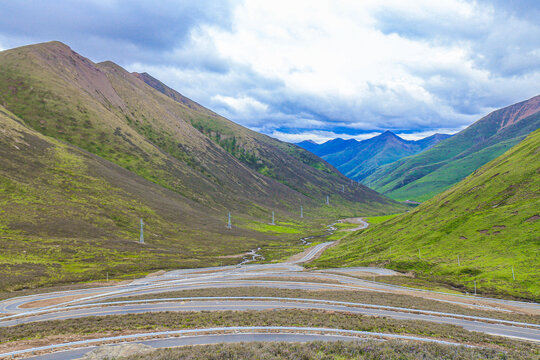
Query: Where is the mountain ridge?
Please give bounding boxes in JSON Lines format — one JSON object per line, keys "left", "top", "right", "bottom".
{"left": 0, "top": 41, "right": 395, "bottom": 211}
{"left": 297, "top": 131, "right": 451, "bottom": 182}
{"left": 365, "top": 95, "right": 540, "bottom": 201}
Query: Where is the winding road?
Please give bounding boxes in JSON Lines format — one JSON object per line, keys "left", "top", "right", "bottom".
{"left": 1, "top": 217, "right": 539, "bottom": 359}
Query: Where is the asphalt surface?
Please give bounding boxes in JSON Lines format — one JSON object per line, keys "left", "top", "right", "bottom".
{"left": 8, "top": 326, "right": 476, "bottom": 359}
{"left": 3, "top": 299, "right": 539, "bottom": 342}
{"left": 1, "top": 221, "right": 539, "bottom": 358}
{"left": 25, "top": 333, "right": 372, "bottom": 360}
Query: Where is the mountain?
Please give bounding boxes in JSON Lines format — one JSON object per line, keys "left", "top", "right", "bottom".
{"left": 297, "top": 131, "right": 451, "bottom": 182}
{"left": 364, "top": 96, "right": 540, "bottom": 201}
{"left": 0, "top": 42, "right": 404, "bottom": 291}
{"left": 314, "top": 128, "right": 540, "bottom": 300}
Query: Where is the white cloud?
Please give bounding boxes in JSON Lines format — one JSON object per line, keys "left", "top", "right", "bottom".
{"left": 212, "top": 95, "right": 268, "bottom": 115}
{"left": 137, "top": 0, "right": 539, "bottom": 138}
{"left": 8, "top": 0, "right": 533, "bottom": 140}
{"left": 397, "top": 128, "right": 463, "bottom": 141}
{"left": 271, "top": 130, "right": 383, "bottom": 144}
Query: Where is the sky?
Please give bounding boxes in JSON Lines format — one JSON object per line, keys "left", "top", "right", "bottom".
{"left": 0, "top": 1, "right": 539, "bottom": 143}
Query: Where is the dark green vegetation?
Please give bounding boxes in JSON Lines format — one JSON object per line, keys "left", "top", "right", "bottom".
{"left": 365, "top": 95, "right": 540, "bottom": 201}
{"left": 314, "top": 129, "right": 540, "bottom": 300}
{"left": 0, "top": 41, "right": 405, "bottom": 292}
{"left": 1, "top": 310, "right": 537, "bottom": 354}
{"left": 298, "top": 131, "right": 450, "bottom": 182}
{"left": 118, "top": 340, "right": 535, "bottom": 360}
{"left": 114, "top": 287, "right": 540, "bottom": 324}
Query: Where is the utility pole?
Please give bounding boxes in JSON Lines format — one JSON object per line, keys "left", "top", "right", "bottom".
{"left": 271, "top": 211, "right": 275, "bottom": 225}
{"left": 139, "top": 218, "right": 144, "bottom": 243}
{"left": 226, "top": 212, "right": 232, "bottom": 229}
{"left": 457, "top": 255, "right": 460, "bottom": 266}
{"left": 326, "top": 195, "right": 329, "bottom": 205}
{"left": 300, "top": 206, "right": 303, "bottom": 218}
{"left": 342, "top": 185, "right": 345, "bottom": 193}
{"left": 512, "top": 265, "right": 515, "bottom": 281}
{"left": 474, "top": 280, "right": 477, "bottom": 295}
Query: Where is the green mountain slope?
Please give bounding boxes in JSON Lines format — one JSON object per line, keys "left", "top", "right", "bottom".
{"left": 0, "top": 105, "right": 262, "bottom": 290}
{"left": 0, "top": 42, "right": 404, "bottom": 291}
{"left": 0, "top": 41, "right": 399, "bottom": 214}
{"left": 365, "top": 96, "right": 540, "bottom": 201}
{"left": 131, "top": 71, "right": 356, "bottom": 199}
{"left": 314, "top": 129, "right": 540, "bottom": 300}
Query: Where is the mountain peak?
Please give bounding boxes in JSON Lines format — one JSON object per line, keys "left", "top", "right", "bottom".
{"left": 379, "top": 130, "right": 399, "bottom": 138}
{"left": 9, "top": 41, "right": 75, "bottom": 59}
{"left": 377, "top": 130, "right": 404, "bottom": 142}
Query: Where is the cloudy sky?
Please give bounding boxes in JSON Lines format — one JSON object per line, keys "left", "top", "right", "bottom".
{"left": 1, "top": 1, "right": 539, "bottom": 143}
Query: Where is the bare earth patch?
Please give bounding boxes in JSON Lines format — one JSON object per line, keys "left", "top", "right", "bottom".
{"left": 80, "top": 343, "right": 154, "bottom": 360}
{"left": 217, "top": 252, "right": 249, "bottom": 259}
{"left": 236, "top": 276, "right": 342, "bottom": 285}
{"left": 19, "top": 293, "right": 106, "bottom": 309}
{"left": 145, "top": 270, "right": 166, "bottom": 278}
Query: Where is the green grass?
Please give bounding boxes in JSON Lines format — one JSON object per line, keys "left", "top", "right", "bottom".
{"left": 365, "top": 214, "right": 401, "bottom": 225}
{"left": 240, "top": 220, "right": 304, "bottom": 234}
{"left": 0, "top": 107, "right": 344, "bottom": 292}
{"left": 365, "top": 103, "right": 540, "bottom": 201}
{"left": 313, "top": 129, "right": 540, "bottom": 300}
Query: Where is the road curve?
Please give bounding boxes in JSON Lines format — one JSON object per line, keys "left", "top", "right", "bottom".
{"left": 2, "top": 299, "right": 538, "bottom": 343}
{"left": 2, "top": 326, "right": 476, "bottom": 359}
{"left": 288, "top": 241, "right": 335, "bottom": 264}
{"left": 25, "top": 334, "right": 374, "bottom": 360}
{"left": 1, "top": 221, "right": 540, "bottom": 359}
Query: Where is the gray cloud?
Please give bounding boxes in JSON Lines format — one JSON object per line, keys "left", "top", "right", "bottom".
{"left": 374, "top": 2, "right": 540, "bottom": 78}
{"left": 0, "top": 1, "right": 538, "bottom": 143}
{"left": 0, "top": 0, "right": 235, "bottom": 64}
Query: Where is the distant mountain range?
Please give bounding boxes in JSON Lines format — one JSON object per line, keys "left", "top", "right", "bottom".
{"left": 297, "top": 131, "right": 451, "bottom": 182}
{"left": 365, "top": 95, "right": 540, "bottom": 201}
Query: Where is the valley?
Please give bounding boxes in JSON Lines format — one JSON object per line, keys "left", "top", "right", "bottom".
{"left": 0, "top": 42, "right": 405, "bottom": 292}
{"left": 0, "top": 39, "right": 538, "bottom": 359}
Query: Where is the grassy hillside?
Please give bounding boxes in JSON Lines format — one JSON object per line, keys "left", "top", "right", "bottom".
{"left": 365, "top": 96, "right": 540, "bottom": 201}
{"left": 313, "top": 129, "right": 540, "bottom": 300}
{"left": 0, "top": 105, "right": 315, "bottom": 290}
{"left": 0, "top": 42, "right": 398, "bottom": 215}
{"left": 0, "top": 42, "right": 405, "bottom": 291}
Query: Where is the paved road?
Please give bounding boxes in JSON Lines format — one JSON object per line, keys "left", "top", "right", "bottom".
{"left": 25, "top": 333, "right": 372, "bottom": 360}
{"left": 341, "top": 218, "right": 370, "bottom": 231}
{"left": 1, "top": 234, "right": 540, "bottom": 359}
{"left": 3, "top": 299, "right": 539, "bottom": 342}
{"left": 289, "top": 241, "right": 334, "bottom": 264}
{"left": 5, "top": 326, "right": 476, "bottom": 359}
{"left": 1, "top": 271, "right": 524, "bottom": 316}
